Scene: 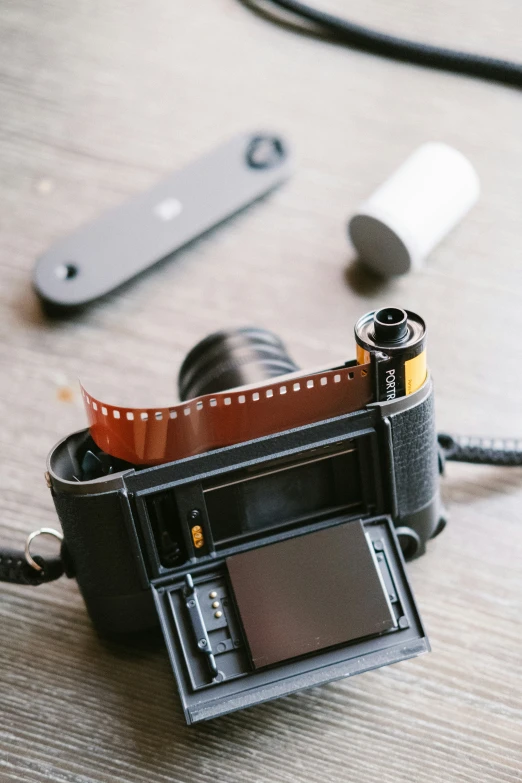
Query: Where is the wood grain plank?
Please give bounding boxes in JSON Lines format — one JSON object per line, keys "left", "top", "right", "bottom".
{"left": 0, "top": 1, "right": 521, "bottom": 781}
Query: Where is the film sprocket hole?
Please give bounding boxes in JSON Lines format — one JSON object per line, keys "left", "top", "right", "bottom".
{"left": 47, "top": 308, "right": 444, "bottom": 724}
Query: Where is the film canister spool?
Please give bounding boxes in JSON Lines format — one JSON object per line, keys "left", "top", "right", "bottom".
{"left": 348, "top": 143, "right": 480, "bottom": 276}
{"left": 355, "top": 307, "right": 426, "bottom": 401}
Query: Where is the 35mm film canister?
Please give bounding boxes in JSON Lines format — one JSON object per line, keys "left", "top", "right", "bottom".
{"left": 355, "top": 307, "right": 426, "bottom": 401}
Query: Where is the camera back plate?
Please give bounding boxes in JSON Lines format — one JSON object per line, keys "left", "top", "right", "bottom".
{"left": 152, "top": 514, "right": 427, "bottom": 724}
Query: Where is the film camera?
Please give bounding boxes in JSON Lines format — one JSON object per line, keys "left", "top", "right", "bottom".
{"left": 47, "top": 307, "right": 444, "bottom": 724}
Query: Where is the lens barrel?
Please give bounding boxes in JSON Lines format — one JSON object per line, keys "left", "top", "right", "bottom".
{"left": 178, "top": 327, "right": 299, "bottom": 401}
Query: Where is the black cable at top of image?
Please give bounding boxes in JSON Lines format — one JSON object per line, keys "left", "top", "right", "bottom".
{"left": 244, "top": 0, "right": 522, "bottom": 88}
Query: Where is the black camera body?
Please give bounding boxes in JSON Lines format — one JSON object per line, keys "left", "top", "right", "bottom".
{"left": 48, "top": 309, "right": 443, "bottom": 724}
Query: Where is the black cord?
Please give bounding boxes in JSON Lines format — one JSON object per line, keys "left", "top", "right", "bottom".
{"left": 246, "top": 0, "right": 522, "bottom": 88}
{"left": 438, "top": 434, "right": 522, "bottom": 467}
{"left": 0, "top": 548, "right": 64, "bottom": 585}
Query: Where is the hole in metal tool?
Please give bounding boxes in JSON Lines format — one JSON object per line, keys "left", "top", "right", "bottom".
{"left": 54, "top": 263, "right": 78, "bottom": 280}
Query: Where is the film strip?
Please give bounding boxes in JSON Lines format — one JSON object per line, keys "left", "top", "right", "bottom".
{"left": 81, "top": 364, "right": 373, "bottom": 466}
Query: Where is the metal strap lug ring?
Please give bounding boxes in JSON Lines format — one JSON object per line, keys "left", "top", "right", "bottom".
{"left": 25, "top": 528, "right": 64, "bottom": 572}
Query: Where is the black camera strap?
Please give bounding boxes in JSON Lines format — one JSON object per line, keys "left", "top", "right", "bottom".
{"left": 243, "top": 0, "right": 522, "bottom": 88}
{"left": 0, "top": 549, "right": 64, "bottom": 585}
{"left": 438, "top": 434, "right": 522, "bottom": 468}
{"left": 0, "top": 528, "right": 64, "bottom": 586}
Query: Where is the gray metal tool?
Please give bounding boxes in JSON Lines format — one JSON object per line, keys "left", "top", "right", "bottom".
{"left": 33, "top": 132, "right": 292, "bottom": 309}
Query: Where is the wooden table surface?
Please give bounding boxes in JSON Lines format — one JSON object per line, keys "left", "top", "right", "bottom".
{"left": 1, "top": 1, "right": 521, "bottom": 781}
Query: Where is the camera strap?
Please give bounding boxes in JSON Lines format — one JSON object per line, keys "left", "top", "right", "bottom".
{"left": 0, "top": 529, "right": 64, "bottom": 586}
{"left": 438, "top": 434, "right": 522, "bottom": 467}
{"left": 245, "top": 0, "right": 522, "bottom": 88}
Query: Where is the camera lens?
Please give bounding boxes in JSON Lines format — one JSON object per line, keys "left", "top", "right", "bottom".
{"left": 178, "top": 327, "right": 299, "bottom": 401}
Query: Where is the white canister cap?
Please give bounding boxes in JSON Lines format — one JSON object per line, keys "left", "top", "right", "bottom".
{"left": 348, "top": 142, "right": 480, "bottom": 276}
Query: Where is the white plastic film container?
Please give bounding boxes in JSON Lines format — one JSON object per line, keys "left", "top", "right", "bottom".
{"left": 348, "top": 142, "right": 480, "bottom": 276}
